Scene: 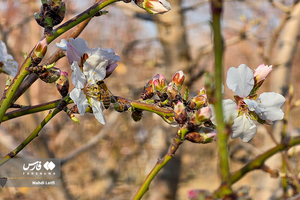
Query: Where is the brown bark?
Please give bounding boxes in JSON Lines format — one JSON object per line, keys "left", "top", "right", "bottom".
{"left": 271, "top": 2, "right": 300, "bottom": 96}
{"left": 155, "top": 0, "right": 190, "bottom": 77}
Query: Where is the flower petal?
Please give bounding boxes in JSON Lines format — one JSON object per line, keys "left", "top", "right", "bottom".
{"left": 226, "top": 64, "right": 254, "bottom": 97}
{"left": 71, "top": 62, "right": 86, "bottom": 89}
{"left": 256, "top": 92, "right": 285, "bottom": 121}
{"left": 91, "top": 48, "right": 121, "bottom": 61}
{"left": 55, "top": 39, "right": 68, "bottom": 50}
{"left": 210, "top": 99, "right": 238, "bottom": 125}
{"left": 244, "top": 99, "right": 258, "bottom": 111}
{"left": 90, "top": 99, "right": 106, "bottom": 125}
{"left": 0, "top": 42, "right": 18, "bottom": 78}
{"left": 84, "top": 55, "right": 107, "bottom": 82}
{"left": 68, "top": 38, "right": 90, "bottom": 56}
{"left": 70, "top": 88, "right": 89, "bottom": 115}
{"left": 66, "top": 43, "right": 82, "bottom": 65}
{"left": 231, "top": 114, "right": 257, "bottom": 142}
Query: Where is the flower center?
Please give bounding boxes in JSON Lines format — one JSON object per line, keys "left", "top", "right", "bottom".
{"left": 83, "top": 82, "right": 99, "bottom": 100}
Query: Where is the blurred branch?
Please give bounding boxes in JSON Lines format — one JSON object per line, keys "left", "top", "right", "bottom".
{"left": 0, "top": 15, "right": 33, "bottom": 56}
{"left": 230, "top": 136, "right": 300, "bottom": 185}
{"left": 186, "top": 32, "right": 252, "bottom": 87}
{"left": 271, "top": 1, "right": 300, "bottom": 96}
{"left": 0, "top": 96, "right": 70, "bottom": 167}
{"left": 101, "top": 127, "right": 151, "bottom": 200}
{"left": 265, "top": 2, "right": 297, "bottom": 63}
{"left": 0, "top": 127, "right": 33, "bottom": 158}
{"left": 181, "top": 1, "right": 209, "bottom": 12}
{"left": 61, "top": 112, "right": 119, "bottom": 165}
{"left": 3, "top": 98, "right": 73, "bottom": 122}
{"left": 271, "top": 0, "right": 290, "bottom": 13}
{"left": 132, "top": 136, "right": 183, "bottom": 200}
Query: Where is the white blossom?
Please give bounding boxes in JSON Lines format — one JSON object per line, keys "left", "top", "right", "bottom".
{"left": 57, "top": 38, "right": 121, "bottom": 124}
{"left": 211, "top": 64, "right": 285, "bottom": 142}
{"left": 0, "top": 41, "right": 18, "bottom": 78}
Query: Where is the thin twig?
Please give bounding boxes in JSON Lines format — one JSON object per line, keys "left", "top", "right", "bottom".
{"left": 61, "top": 112, "right": 119, "bottom": 165}
{"left": 132, "top": 136, "right": 183, "bottom": 200}
{"left": 0, "top": 96, "right": 70, "bottom": 166}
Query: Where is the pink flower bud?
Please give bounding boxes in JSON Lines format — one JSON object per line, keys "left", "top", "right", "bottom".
{"left": 153, "top": 74, "right": 167, "bottom": 92}
{"left": 135, "top": 0, "right": 171, "bottom": 14}
{"left": 171, "top": 70, "right": 185, "bottom": 90}
{"left": 188, "top": 94, "right": 207, "bottom": 110}
{"left": 185, "top": 128, "right": 216, "bottom": 144}
{"left": 174, "top": 101, "right": 187, "bottom": 125}
{"left": 153, "top": 79, "right": 160, "bottom": 89}
{"left": 158, "top": 74, "right": 167, "bottom": 88}
{"left": 140, "top": 79, "right": 155, "bottom": 100}
{"left": 195, "top": 107, "right": 211, "bottom": 123}
{"left": 198, "top": 87, "right": 206, "bottom": 95}
{"left": 167, "top": 82, "right": 180, "bottom": 100}
{"left": 56, "top": 71, "right": 69, "bottom": 97}
{"left": 254, "top": 64, "right": 272, "bottom": 83}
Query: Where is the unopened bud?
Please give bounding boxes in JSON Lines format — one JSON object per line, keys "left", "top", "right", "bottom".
{"left": 141, "top": 79, "right": 155, "bottom": 100}
{"left": 254, "top": 64, "right": 272, "bottom": 83}
{"left": 167, "top": 82, "right": 180, "bottom": 100}
{"left": 32, "top": 38, "right": 48, "bottom": 65}
{"left": 153, "top": 74, "right": 167, "bottom": 92}
{"left": 190, "top": 106, "right": 211, "bottom": 126}
{"left": 171, "top": 70, "right": 185, "bottom": 90}
{"left": 131, "top": 109, "right": 143, "bottom": 122}
{"left": 293, "top": 100, "right": 300, "bottom": 108}
{"left": 35, "top": 0, "right": 66, "bottom": 33}
{"left": 188, "top": 94, "right": 207, "bottom": 110}
{"left": 174, "top": 101, "right": 187, "bottom": 125}
{"left": 198, "top": 87, "right": 206, "bottom": 95}
{"left": 185, "top": 127, "right": 216, "bottom": 144}
{"left": 39, "top": 67, "right": 61, "bottom": 83}
{"left": 5, "top": 77, "right": 11, "bottom": 90}
{"left": 56, "top": 71, "right": 69, "bottom": 96}
{"left": 70, "top": 113, "right": 80, "bottom": 124}
{"left": 134, "top": 0, "right": 171, "bottom": 14}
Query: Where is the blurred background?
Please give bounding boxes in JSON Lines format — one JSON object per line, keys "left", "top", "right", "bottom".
{"left": 1, "top": 0, "right": 300, "bottom": 199}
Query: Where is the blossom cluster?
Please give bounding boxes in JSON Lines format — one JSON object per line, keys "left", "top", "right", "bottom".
{"left": 56, "top": 38, "right": 121, "bottom": 125}
{"left": 53, "top": 36, "right": 284, "bottom": 143}
{"left": 0, "top": 36, "right": 285, "bottom": 143}
{"left": 139, "top": 63, "right": 285, "bottom": 143}
{"left": 211, "top": 64, "right": 285, "bottom": 142}
{"left": 140, "top": 70, "right": 216, "bottom": 143}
